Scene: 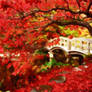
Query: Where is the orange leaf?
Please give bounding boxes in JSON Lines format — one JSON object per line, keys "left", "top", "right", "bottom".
{"left": 16, "top": 30, "right": 23, "bottom": 35}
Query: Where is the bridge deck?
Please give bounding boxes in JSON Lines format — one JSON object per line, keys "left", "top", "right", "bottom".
{"left": 46, "top": 37, "right": 92, "bottom": 55}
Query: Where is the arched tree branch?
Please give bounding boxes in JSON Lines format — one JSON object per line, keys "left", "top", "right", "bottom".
{"left": 86, "top": 0, "right": 92, "bottom": 13}
{"left": 41, "top": 20, "right": 92, "bottom": 35}
{"left": 55, "top": 20, "right": 92, "bottom": 35}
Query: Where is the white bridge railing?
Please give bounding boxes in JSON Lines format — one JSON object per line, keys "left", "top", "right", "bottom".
{"left": 46, "top": 37, "right": 92, "bottom": 55}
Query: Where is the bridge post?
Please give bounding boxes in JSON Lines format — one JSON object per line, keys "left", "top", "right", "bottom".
{"left": 48, "top": 51, "right": 53, "bottom": 62}
{"left": 67, "top": 40, "right": 71, "bottom": 50}
{"left": 81, "top": 41, "right": 83, "bottom": 50}
{"left": 87, "top": 42, "right": 90, "bottom": 54}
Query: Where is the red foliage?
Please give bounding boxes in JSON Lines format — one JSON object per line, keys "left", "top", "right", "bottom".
{"left": 28, "top": 62, "right": 92, "bottom": 92}
{"left": 0, "top": 0, "right": 91, "bottom": 91}
{"left": 61, "top": 33, "right": 66, "bottom": 36}
{"left": 0, "top": 46, "right": 4, "bottom": 53}
{"left": 68, "top": 35, "right": 73, "bottom": 39}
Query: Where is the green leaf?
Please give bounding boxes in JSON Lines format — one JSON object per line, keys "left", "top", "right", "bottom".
{"left": 55, "top": 62, "right": 62, "bottom": 66}
{"left": 43, "top": 35, "right": 47, "bottom": 39}
{"left": 58, "top": 26, "right": 65, "bottom": 30}
{"left": 41, "top": 68, "right": 47, "bottom": 72}
{"left": 51, "top": 10, "right": 56, "bottom": 14}
{"left": 63, "top": 28, "right": 79, "bottom": 37}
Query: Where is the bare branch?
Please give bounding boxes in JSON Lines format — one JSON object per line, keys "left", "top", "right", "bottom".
{"left": 41, "top": 21, "right": 54, "bottom": 31}
{"left": 76, "top": 0, "right": 80, "bottom": 8}
{"left": 40, "top": 15, "right": 92, "bottom": 35}
{"left": 20, "top": 7, "right": 92, "bottom": 20}
{"left": 86, "top": 1, "right": 92, "bottom": 13}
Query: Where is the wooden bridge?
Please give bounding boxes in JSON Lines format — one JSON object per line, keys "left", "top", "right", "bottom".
{"left": 46, "top": 37, "right": 92, "bottom": 64}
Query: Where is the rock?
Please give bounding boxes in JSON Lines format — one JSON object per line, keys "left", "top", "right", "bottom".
{"left": 73, "top": 67, "right": 82, "bottom": 71}
{"left": 83, "top": 65, "right": 88, "bottom": 68}
{"left": 49, "top": 76, "right": 66, "bottom": 83}
{"left": 39, "top": 85, "right": 52, "bottom": 92}
{"left": 31, "top": 88, "right": 38, "bottom": 92}
{"left": 59, "top": 71, "right": 70, "bottom": 74}
{"left": 81, "top": 62, "right": 86, "bottom": 65}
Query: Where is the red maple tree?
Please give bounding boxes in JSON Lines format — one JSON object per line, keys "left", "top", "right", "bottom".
{"left": 0, "top": 0, "right": 92, "bottom": 91}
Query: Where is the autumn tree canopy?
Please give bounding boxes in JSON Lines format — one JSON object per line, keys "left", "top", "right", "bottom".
{"left": 0, "top": 0, "right": 92, "bottom": 51}
{"left": 0, "top": 0, "right": 92, "bottom": 91}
